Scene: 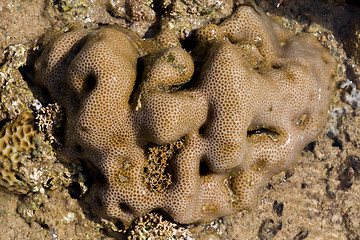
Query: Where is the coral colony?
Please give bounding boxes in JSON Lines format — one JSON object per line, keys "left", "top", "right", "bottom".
{"left": 30, "top": 5, "right": 335, "bottom": 226}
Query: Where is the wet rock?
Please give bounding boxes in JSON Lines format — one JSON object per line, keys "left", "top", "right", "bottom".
{"left": 258, "top": 219, "right": 282, "bottom": 240}
{"left": 273, "top": 200, "right": 284, "bottom": 217}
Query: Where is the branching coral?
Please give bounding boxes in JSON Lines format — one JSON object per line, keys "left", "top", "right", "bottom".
{"left": 34, "top": 5, "right": 336, "bottom": 227}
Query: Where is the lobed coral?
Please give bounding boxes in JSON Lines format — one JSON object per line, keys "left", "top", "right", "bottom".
{"left": 34, "top": 5, "right": 336, "bottom": 227}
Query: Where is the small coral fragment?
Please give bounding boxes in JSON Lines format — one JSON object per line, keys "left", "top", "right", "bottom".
{"left": 0, "top": 111, "right": 36, "bottom": 194}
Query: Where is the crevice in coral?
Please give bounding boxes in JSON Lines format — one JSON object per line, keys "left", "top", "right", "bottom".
{"left": 73, "top": 144, "right": 84, "bottom": 154}
{"left": 247, "top": 127, "right": 280, "bottom": 139}
{"left": 199, "top": 125, "right": 206, "bottom": 137}
{"left": 69, "top": 36, "right": 88, "bottom": 62}
{"left": 198, "top": 106, "right": 214, "bottom": 138}
{"left": 19, "top": 65, "right": 35, "bottom": 84}
{"left": 0, "top": 118, "right": 9, "bottom": 133}
{"left": 119, "top": 202, "right": 133, "bottom": 214}
{"left": 199, "top": 157, "right": 212, "bottom": 176}
{"left": 180, "top": 33, "right": 198, "bottom": 52}
{"left": 128, "top": 57, "right": 144, "bottom": 106}
{"left": 272, "top": 63, "right": 282, "bottom": 69}
{"left": 95, "top": 196, "right": 103, "bottom": 207}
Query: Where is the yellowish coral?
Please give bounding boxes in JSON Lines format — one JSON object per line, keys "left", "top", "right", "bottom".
{"left": 0, "top": 111, "right": 37, "bottom": 194}
{"left": 34, "top": 5, "right": 336, "bottom": 227}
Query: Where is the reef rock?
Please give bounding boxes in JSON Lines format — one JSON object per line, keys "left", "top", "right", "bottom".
{"left": 34, "top": 5, "right": 336, "bottom": 227}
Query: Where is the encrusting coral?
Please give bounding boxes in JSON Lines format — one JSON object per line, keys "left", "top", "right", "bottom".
{"left": 34, "top": 5, "right": 336, "bottom": 227}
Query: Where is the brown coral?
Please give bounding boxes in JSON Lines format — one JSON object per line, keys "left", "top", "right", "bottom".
{"left": 0, "top": 111, "right": 37, "bottom": 194}
{"left": 34, "top": 5, "right": 336, "bottom": 227}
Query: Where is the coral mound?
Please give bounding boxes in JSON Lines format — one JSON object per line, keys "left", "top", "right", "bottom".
{"left": 34, "top": 5, "right": 336, "bottom": 227}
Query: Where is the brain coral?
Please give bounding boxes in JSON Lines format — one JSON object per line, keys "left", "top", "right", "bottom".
{"left": 34, "top": 5, "right": 336, "bottom": 227}
{"left": 0, "top": 111, "right": 37, "bottom": 194}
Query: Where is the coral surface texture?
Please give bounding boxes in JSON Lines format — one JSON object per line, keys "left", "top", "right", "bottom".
{"left": 34, "top": 5, "right": 336, "bottom": 227}
{"left": 0, "top": 111, "right": 36, "bottom": 194}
